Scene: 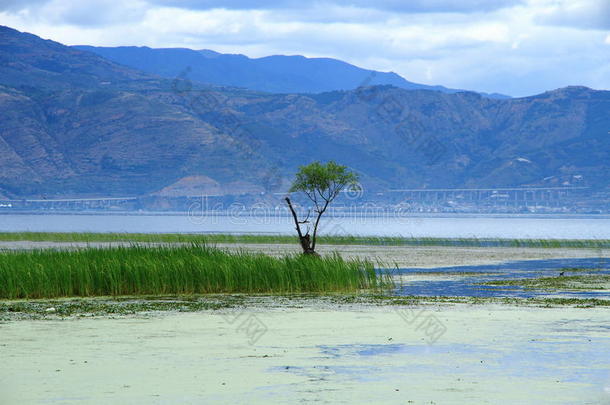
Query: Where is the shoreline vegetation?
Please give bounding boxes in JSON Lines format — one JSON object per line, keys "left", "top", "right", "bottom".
{"left": 0, "top": 232, "right": 607, "bottom": 318}
{"left": 2, "top": 294, "right": 610, "bottom": 321}
{"left": 0, "top": 244, "right": 391, "bottom": 299}
{"left": 482, "top": 274, "right": 610, "bottom": 290}
{"left": 0, "top": 232, "right": 608, "bottom": 249}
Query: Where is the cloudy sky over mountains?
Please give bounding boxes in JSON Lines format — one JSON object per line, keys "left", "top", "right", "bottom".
{"left": 1, "top": 0, "right": 608, "bottom": 96}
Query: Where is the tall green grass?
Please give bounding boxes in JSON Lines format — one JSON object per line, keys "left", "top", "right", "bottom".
{"left": 0, "top": 232, "right": 607, "bottom": 249}
{"left": 0, "top": 244, "right": 390, "bottom": 299}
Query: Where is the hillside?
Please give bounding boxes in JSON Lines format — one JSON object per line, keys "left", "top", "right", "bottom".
{"left": 0, "top": 26, "right": 608, "bottom": 199}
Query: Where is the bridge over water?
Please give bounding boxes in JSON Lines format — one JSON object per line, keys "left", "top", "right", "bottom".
{"left": 387, "top": 187, "right": 589, "bottom": 204}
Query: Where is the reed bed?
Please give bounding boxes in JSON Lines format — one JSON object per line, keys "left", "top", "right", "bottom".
{"left": 0, "top": 244, "right": 390, "bottom": 299}
{"left": 0, "top": 232, "right": 607, "bottom": 249}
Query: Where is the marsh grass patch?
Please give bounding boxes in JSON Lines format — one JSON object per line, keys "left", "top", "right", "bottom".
{"left": 0, "top": 244, "right": 392, "bottom": 299}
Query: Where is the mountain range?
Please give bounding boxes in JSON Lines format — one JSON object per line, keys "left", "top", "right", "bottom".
{"left": 0, "top": 25, "right": 608, "bottom": 199}
{"left": 73, "top": 45, "right": 508, "bottom": 98}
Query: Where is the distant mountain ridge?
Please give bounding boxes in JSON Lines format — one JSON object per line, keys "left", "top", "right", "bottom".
{"left": 0, "top": 25, "right": 608, "bottom": 200}
{"left": 74, "top": 45, "right": 509, "bottom": 98}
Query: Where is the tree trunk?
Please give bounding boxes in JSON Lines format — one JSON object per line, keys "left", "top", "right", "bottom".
{"left": 311, "top": 202, "right": 328, "bottom": 251}
{"left": 285, "top": 197, "right": 317, "bottom": 255}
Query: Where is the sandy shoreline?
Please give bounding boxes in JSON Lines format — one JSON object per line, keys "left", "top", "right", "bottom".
{"left": 216, "top": 243, "right": 609, "bottom": 268}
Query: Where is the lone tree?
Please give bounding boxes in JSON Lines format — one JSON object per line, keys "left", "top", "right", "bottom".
{"left": 285, "top": 161, "right": 359, "bottom": 255}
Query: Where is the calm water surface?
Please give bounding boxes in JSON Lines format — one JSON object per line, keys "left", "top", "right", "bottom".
{"left": 0, "top": 213, "right": 609, "bottom": 239}
{"left": 394, "top": 257, "right": 610, "bottom": 299}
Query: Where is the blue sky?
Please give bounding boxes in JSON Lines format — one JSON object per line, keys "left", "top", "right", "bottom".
{"left": 1, "top": 0, "right": 609, "bottom": 96}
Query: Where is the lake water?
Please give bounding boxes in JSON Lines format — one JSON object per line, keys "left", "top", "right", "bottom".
{"left": 395, "top": 257, "right": 610, "bottom": 299}
{"left": 0, "top": 213, "right": 609, "bottom": 239}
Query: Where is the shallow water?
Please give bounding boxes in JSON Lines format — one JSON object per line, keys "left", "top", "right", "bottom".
{"left": 393, "top": 257, "right": 610, "bottom": 299}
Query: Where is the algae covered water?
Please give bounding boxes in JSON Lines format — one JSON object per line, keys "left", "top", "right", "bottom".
{"left": 2, "top": 306, "right": 609, "bottom": 404}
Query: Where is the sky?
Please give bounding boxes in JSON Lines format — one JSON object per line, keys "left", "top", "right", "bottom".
{"left": 0, "top": 0, "right": 609, "bottom": 96}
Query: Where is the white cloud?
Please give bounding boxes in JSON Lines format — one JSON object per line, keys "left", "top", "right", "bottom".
{"left": 0, "top": 0, "right": 49, "bottom": 12}
{"left": 0, "top": 0, "right": 608, "bottom": 96}
{"left": 147, "top": 0, "right": 524, "bottom": 13}
{"left": 1, "top": 0, "right": 148, "bottom": 26}
{"left": 535, "top": 0, "right": 610, "bottom": 30}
